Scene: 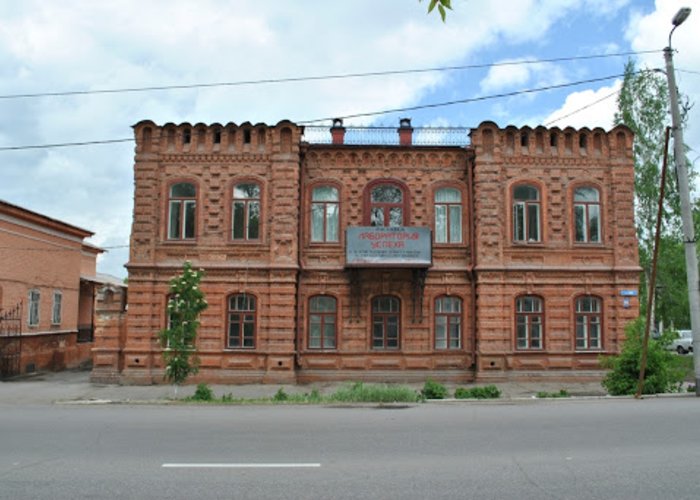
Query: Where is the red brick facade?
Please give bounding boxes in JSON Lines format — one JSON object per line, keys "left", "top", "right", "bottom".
{"left": 104, "top": 119, "right": 639, "bottom": 384}
{"left": 0, "top": 200, "right": 102, "bottom": 376}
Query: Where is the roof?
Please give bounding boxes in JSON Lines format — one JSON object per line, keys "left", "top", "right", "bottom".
{"left": 0, "top": 199, "right": 94, "bottom": 239}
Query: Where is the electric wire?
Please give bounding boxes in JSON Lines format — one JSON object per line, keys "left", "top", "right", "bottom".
{"left": 0, "top": 49, "right": 662, "bottom": 101}
{"left": 0, "top": 70, "right": 647, "bottom": 152}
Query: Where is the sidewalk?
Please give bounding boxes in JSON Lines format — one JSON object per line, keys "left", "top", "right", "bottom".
{"left": 0, "top": 368, "right": 611, "bottom": 405}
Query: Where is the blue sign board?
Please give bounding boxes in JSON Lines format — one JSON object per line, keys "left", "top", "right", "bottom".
{"left": 620, "top": 290, "right": 638, "bottom": 297}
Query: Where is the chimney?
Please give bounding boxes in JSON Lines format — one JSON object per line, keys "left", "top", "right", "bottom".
{"left": 398, "top": 117, "right": 413, "bottom": 146}
{"left": 330, "top": 118, "right": 346, "bottom": 145}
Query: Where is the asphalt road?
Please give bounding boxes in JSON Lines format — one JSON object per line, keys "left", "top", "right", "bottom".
{"left": 1, "top": 398, "right": 699, "bottom": 499}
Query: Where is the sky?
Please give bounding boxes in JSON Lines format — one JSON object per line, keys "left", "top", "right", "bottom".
{"left": 0, "top": 0, "right": 698, "bottom": 279}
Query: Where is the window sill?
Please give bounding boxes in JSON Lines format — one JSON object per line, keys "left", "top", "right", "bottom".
{"left": 511, "top": 241, "right": 545, "bottom": 247}
{"left": 162, "top": 239, "right": 198, "bottom": 245}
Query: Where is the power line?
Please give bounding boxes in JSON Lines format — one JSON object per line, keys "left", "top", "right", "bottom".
{"left": 0, "top": 138, "right": 133, "bottom": 151}
{"left": 0, "top": 72, "right": 636, "bottom": 152}
{"left": 544, "top": 89, "right": 621, "bottom": 126}
{"left": 298, "top": 73, "right": 627, "bottom": 124}
{"left": 0, "top": 50, "right": 662, "bottom": 101}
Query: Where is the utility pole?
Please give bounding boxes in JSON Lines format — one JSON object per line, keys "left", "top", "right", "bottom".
{"left": 663, "top": 7, "right": 700, "bottom": 396}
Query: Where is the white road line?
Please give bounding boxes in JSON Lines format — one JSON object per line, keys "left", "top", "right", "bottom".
{"left": 162, "top": 463, "right": 321, "bottom": 468}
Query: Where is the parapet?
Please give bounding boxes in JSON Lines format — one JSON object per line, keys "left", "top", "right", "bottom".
{"left": 470, "top": 121, "right": 633, "bottom": 160}
{"left": 132, "top": 119, "right": 302, "bottom": 155}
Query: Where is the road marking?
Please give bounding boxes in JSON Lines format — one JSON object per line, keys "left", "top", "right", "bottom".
{"left": 162, "top": 463, "right": 321, "bottom": 468}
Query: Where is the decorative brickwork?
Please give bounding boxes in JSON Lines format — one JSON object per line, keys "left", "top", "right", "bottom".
{"left": 105, "top": 119, "right": 640, "bottom": 384}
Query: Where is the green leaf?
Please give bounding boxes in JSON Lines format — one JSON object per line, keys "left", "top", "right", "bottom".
{"left": 438, "top": 3, "right": 446, "bottom": 21}
{"left": 428, "top": 0, "right": 439, "bottom": 13}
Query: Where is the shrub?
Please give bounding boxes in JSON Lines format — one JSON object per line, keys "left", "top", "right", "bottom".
{"left": 536, "top": 389, "right": 570, "bottom": 398}
{"left": 273, "top": 388, "right": 289, "bottom": 402}
{"left": 454, "top": 385, "right": 501, "bottom": 399}
{"left": 422, "top": 379, "right": 448, "bottom": 399}
{"left": 601, "top": 318, "right": 685, "bottom": 395}
{"left": 191, "top": 383, "right": 214, "bottom": 401}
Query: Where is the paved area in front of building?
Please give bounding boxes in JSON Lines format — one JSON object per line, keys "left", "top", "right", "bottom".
{"left": 0, "top": 368, "right": 625, "bottom": 405}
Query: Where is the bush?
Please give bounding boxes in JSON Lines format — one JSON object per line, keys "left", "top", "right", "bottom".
{"left": 454, "top": 385, "right": 501, "bottom": 399}
{"left": 601, "top": 318, "right": 685, "bottom": 395}
{"left": 273, "top": 388, "right": 289, "bottom": 402}
{"left": 422, "top": 379, "right": 448, "bottom": 399}
{"left": 191, "top": 383, "right": 214, "bottom": 401}
{"left": 536, "top": 389, "right": 570, "bottom": 398}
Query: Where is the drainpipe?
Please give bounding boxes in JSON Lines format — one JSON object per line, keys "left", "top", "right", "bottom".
{"left": 466, "top": 149, "right": 478, "bottom": 376}
{"left": 294, "top": 139, "right": 305, "bottom": 373}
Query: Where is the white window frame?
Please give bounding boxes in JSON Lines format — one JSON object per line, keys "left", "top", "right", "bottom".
{"left": 52, "top": 290, "right": 62, "bottom": 325}
{"left": 28, "top": 289, "right": 40, "bottom": 327}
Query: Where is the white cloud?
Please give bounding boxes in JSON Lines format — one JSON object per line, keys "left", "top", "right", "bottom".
{"left": 0, "top": 0, "right": 656, "bottom": 277}
{"left": 540, "top": 82, "right": 622, "bottom": 129}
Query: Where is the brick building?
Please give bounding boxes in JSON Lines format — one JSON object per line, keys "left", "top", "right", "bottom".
{"left": 94, "top": 118, "right": 640, "bottom": 384}
{"left": 0, "top": 200, "right": 105, "bottom": 377}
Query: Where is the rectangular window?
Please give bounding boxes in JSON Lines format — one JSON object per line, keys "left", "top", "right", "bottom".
{"left": 515, "top": 296, "right": 543, "bottom": 350}
{"left": 52, "top": 291, "right": 62, "bottom": 325}
{"left": 168, "top": 200, "right": 182, "bottom": 239}
{"left": 311, "top": 186, "right": 339, "bottom": 243}
{"left": 527, "top": 204, "right": 540, "bottom": 241}
{"left": 227, "top": 294, "right": 256, "bottom": 348}
{"left": 28, "top": 290, "right": 40, "bottom": 327}
{"left": 232, "top": 184, "right": 261, "bottom": 241}
{"left": 435, "top": 296, "right": 462, "bottom": 349}
{"left": 435, "top": 188, "right": 462, "bottom": 244}
{"left": 308, "top": 296, "right": 337, "bottom": 349}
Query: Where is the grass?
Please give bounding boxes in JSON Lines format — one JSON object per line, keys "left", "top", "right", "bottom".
{"left": 179, "top": 382, "right": 420, "bottom": 405}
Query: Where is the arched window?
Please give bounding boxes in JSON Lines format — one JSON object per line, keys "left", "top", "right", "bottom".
{"left": 434, "top": 188, "right": 462, "bottom": 244}
{"left": 372, "top": 296, "right": 400, "bottom": 350}
{"left": 308, "top": 296, "right": 337, "bottom": 349}
{"left": 515, "top": 295, "right": 543, "bottom": 350}
{"left": 575, "top": 296, "right": 602, "bottom": 350}
{"left": 370, "top": 184, "right": 405, "bottom": 227}
{"left": 232, "top": 183, "right": 261, "bottom": 240}
{"left": 227, "top": 294, "right": 256, "bottom": 348}
{"left": 168, "top": 182, "right": 196, "bottom": 240}
{"left": 574, "top": 187, "right": 601, "bottom": 243}
{"left": 435, "top": 296, "right": 461, "bottom": 349}
{"left": 310, "top": 186, "right": 339, "bottom": 243}
{"left": 512, "top": 184, "right": 541, "bottom": 242}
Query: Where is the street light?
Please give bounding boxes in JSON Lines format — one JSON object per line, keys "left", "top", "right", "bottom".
{"left": 663, "top": 7, "right": 699, "bottom": 395}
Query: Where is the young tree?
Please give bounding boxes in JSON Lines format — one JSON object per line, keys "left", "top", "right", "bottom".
{"left": 159, "top": 261, "right": 208, "bottom": 386}
{"left": 614, "top": 60, "right": 680, "bottom": 328}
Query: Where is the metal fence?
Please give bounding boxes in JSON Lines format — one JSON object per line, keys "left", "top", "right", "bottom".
{"left": 303, "top": 126, "right": 470, "bottom": 146}
{"left": 0, "top": 302, "right": 22, "bottom": 378}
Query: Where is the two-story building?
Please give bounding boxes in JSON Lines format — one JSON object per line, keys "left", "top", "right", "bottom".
{"left": 0, "top": 200, "right": 105, "bottom": 377}
{"left": 92, "top": 118, "right": 640, "bottom": 384}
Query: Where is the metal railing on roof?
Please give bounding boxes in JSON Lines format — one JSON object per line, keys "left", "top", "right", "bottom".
{"left": 302, "top": 126, "right": 471, "bottom": 146}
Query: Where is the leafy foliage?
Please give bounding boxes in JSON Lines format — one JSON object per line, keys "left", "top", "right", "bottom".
{"left": 190, "top": 383, "right": 214, "bottom": 401}
{"left": 454, "top": 385, "right": 501, "bottom": 399}
{"left": 614, "top": 60, "right": 695, "bottom": 330}
{"left": 422, "top": 378, "right": 449, "bottom": 399}
{"left": 159, "top": 261, "right": 208, "bottom": 385}
{"left": 421, "top": 0, "right": 453, "bottom": 22}
{"left": 601, "top": 318, "right": 685, "bottom": 395}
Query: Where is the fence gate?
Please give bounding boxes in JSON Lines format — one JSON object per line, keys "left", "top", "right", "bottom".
{"left": 0, "top": 302, "right": 22, "bottom": 378}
